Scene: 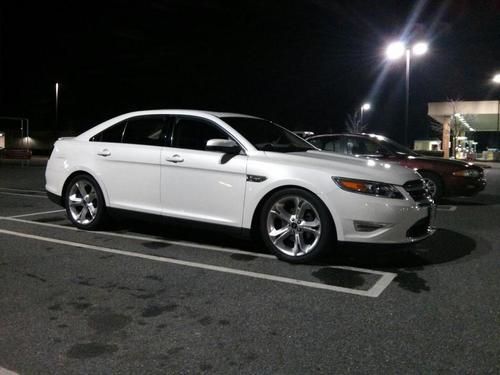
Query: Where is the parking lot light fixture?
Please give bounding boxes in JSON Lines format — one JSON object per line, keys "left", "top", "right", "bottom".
{"left": 412, "top": 42, "right": 429, "bottom": 56}
{"left": 386, "top": 41, "right": 406, "bottom": 60}
{"left": 360, "top": 103, "right": 371, "bottom": 125}
{"left": 385, "top": 40, "right": 429, "bottom": 146}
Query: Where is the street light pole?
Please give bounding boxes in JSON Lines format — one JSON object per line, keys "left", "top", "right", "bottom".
{"left": 55, "top": 82, "right": 59, "bottom": 130}
{"left": 360, "top": 103, "right": 371, "bottom": 126}
{"left": 386, "top": 41, "right": 428, "bottom": 147}
{"left": 405, "top": 49, "right": 410, "bottom": 146}
{"left": 492, "top": 74, "right": 500, "bottom": 147}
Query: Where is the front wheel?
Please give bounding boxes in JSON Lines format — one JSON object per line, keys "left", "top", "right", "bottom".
{"left": 65, "top": 174, "right": 107, "bottom": 230}
{"left": 420, "top": 171, "right": 443, "bottom": 201}
{"left": 259, "top": 188, "right": 335, "bottom": 263}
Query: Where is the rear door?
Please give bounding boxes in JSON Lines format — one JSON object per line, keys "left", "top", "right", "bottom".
{"left": 90, "top": 115, "right": 170, "bottom": 214}
{"left": 160, "top": 116, "right": 248, "bottom": 227}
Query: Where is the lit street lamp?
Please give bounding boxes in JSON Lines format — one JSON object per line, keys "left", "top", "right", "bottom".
{"left": 386, "top": 40, "right": 428, "bottom": 146}
{"left": 360, "top": 103, "right": 371, "bottom": 125}
{"left": 55, "top": 82, "right": 60, "bottom": 129}
{"left": 493, "top": 73, "right": 500, "bottom": 138}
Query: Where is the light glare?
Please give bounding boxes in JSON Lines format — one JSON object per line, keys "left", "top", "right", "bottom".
{"left": 386, "top": 41, "right": 405, "bottom": 60}
{"left": 362, "top": 103, "right": 371, "bottom": 110}
{"left": 412, "top": 42, "right": 428, "bottom": 56}
{"left": 493, "top": 73, "right": 500, "bottom": 84}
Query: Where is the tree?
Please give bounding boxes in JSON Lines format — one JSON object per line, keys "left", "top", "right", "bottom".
{"left": 344, "top": 110, "right": 368, "bottom": 134}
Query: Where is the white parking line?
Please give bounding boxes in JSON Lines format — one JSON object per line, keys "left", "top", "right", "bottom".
{"left": 0, "top": 192, "right": 47, "bottom": 198}
{"left": 0, "top": 366, "right": 19, "bottom": 375}
{"left": 0, "top": 187, "right": 46, "bottom": 193}
{"left": 0, "top": 228, "right": 395, "bottom": 297}
{"left": 1, "top": 216, "right": 276, "bottom": 259}
{"left": 437, "top": 205, "right": 457, "bottom": 211}
{"left": 10, "top": 209, "right": 66, "bottom": 218}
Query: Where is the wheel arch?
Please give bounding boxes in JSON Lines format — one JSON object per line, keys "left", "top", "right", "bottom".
{"left": 61, "top": 170, "right": 109, "bottom": 207}
{"left": 250, "top": 184, "right": 337, "bottom": 240}
{"left": 416, "top": 169, "right": 445, "bottom": 190}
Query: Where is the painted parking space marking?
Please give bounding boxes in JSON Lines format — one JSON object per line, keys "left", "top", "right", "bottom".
{"left": 0, "top": 366, "right": 19, "bottom": 375}
{"left": 10, "top": 209, "right": 66, "bottom": 218}
{"left": 0, "top": 228, "right": 396, "bottom": 297}
{"left": 437, "top": 205, "right": 457, "bottom": 211}
{"left": 0, "top": 187, "right": 46, "bottom": 194}
{"left": 0, "top": 215, "right": 276, "bottom": 259}
{"left": 0, "top": 215, "right": 394, "bottom": 277}
{"left": 0, "top": 191, "right": 48, "bottom": 199}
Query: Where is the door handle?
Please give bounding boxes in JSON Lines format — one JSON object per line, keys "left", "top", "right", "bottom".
{"left": 97, "top": 149, "right": 111, "bottom": 157}
{"left": 165, "top": 154, "right": 184, "bottom": 163}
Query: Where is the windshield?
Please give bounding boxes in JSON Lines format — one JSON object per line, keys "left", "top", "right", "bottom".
{"left": 372, "top": 135, "right": 420, "bottom": 156}
{"left": 222, "top": 117, "right": 316, "bottom": 153}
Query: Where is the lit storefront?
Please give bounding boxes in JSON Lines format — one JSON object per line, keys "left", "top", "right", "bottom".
{"left": 428, "top": 100, "right": 500, "bottom": 160}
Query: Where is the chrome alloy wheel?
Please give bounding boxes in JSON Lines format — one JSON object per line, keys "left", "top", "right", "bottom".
{"left": 68, "top": 179, "right": 99, "bottom": 225}
{"left": 266, "top": 195, "right": 322, "bottom": 257}
{"left": 422, "top": 177, "right": 437, "bottom": 198}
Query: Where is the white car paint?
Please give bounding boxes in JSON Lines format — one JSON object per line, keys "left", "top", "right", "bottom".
{"left": 46, "top": 110, "right": 434, "bottom": 246}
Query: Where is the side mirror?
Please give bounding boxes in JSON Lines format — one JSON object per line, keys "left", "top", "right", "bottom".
{"left": 206, "top": 139, "right": 241, "bottom": 154}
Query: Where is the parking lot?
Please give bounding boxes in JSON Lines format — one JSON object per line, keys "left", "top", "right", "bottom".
{"left": 0, "top": 161, "right": 499, "bottom": 374}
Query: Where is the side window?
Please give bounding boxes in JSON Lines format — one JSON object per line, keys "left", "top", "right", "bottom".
{"left": 173, "top": 117, "right": 230, "bottom": 151}
{"left": 323, "top": 136, "right": 344, "bottom": 153}
{"left": 91, "top": 121, "right": 126, "bottom": 143}
{"left": 122, "top": 116, "right": 166, "bottom": 146}
{"left": 308, "top": 138, "right": 324, "bottom": 149}
{"left": 346, "top": 137, "right": 381, "bottom": 156}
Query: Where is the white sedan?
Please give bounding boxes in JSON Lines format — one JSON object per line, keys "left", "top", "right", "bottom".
{"left": 46, "top": 110, "right": 435, "bottom": 263}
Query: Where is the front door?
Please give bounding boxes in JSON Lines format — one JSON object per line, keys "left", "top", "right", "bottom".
{"left": 161, "top": 116, "right": 248, "bottom": 227}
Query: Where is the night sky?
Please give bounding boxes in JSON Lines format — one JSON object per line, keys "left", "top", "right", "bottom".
{"left": 1, "top": 0, "right": 499, "bottom": 145}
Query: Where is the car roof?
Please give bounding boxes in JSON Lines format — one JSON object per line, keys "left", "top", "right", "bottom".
{"left": 110, "top": 109, "right": 262, "bottom": 120}
{"left": 307, "top": 133, "right": 382, "bottom": 139}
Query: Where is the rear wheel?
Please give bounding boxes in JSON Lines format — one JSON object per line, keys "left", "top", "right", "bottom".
{"left": 259, "top": 188, "right": 335, "bottom": 263}
{"left": 65, "top": 174, "right": 106, "bottom": 230}
{"left": 420, "top": 171, "right": 443, "bottom": 201}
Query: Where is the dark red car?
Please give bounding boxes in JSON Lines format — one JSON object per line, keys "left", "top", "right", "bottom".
{"left": 306, "top": 133, "right": 486, "bottom": 200}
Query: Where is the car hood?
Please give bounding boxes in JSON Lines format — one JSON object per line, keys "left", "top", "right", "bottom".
{"left": 260, "top": 150, "right": 420, "bottom": 185}
{"left": 409, "top": 155, "right": 481, "bottom": 169}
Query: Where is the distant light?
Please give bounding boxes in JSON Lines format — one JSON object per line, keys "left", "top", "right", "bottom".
{"left": 362, "top": 103, "right": 371, "bottom": 111}
{"left": 386, "top": 41, "right": 406, "bottom": 60}
{"left": 493, "top": 73, "right": 500, "bottom": 84}
{"left": 412, "top": 42, "right": 428, "bottom": 56}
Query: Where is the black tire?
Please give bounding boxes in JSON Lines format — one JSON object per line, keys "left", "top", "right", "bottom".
{"left": 259, "top": 188, "right": 336, "bottom": 263}
{"left": 420, "top": 171, "right": 443, "bottom": 201}
{"left": 64, "top": 174, "right": 107, "bottom": 230}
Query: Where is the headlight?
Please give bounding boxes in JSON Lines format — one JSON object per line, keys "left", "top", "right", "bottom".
{"left": 452, "top": 169, "right": 480, "bottom": 177}
{"left": 332, "top": 177, "right": 404, "bottom": 199}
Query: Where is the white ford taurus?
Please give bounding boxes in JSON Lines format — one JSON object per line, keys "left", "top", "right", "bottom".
{"left": 46, "top": 110, "right": 435, "bottom": 262}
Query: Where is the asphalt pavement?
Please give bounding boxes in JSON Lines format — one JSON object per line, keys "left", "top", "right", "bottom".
{"left": 0, "top": 161, "right": 499, "bottom": 374}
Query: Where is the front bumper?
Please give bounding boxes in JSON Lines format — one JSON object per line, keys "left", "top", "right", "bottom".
{"left": 447, "top": 177, "right": 486, "bottom": 197}
{"left": 328, "top": 189, "right": 436, "bottom": 244}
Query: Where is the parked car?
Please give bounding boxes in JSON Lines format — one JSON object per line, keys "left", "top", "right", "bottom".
{"left": 306, "top": 133, "right": 486, "bottom": 200}
{"left": 46, "top": 111, "right": 434, "bottom": 263}
{"left": 293, "top": 131, "right": 315, "bottom": 138}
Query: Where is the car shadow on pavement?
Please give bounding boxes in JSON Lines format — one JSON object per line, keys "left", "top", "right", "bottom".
{"left": 107, "top": 218, "right": 476, "bottom": 294}
{"left": 321, "top": 229, "right": 476, "bottom": 293}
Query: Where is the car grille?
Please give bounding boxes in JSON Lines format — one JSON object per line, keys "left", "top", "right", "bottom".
{"left": 403, "top": 179, "right": 431, "bottom": 204}
{"left": 406, "top": 216, "right": 431, "bottom": 238}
